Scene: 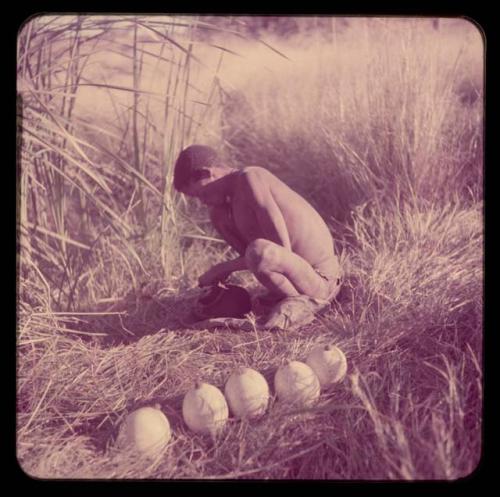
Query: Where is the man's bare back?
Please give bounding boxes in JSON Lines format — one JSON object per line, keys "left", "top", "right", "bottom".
{"left": 212, "top": 167, "right": 338, "bottom": 279}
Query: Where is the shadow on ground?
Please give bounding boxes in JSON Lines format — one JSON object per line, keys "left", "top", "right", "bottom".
{"left": 71, "top": 276, "right": 355, "bottom": 347}
{"left": 74, "top": 284, "right": 204, "bottom": 346}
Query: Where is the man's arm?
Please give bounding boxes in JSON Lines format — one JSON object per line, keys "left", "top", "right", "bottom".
{"left": 239, "top": 169, "right": 292, "bottom": 251}
{"left": 198, "top": 255, "right": 247, "bottom": 287}
{"left": 209, "top": 205, "right": 247, "bottom": 256}
{"left": 198, "top": 206, "right": 248, "bottom": 287}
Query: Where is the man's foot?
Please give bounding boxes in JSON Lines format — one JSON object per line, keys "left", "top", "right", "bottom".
{"left": 260, "top": 295, "right": 328, "bottom": 331}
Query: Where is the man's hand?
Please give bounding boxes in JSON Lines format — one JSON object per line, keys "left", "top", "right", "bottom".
{"left": 198, "top": 263, "right": 232, "bottom": 287}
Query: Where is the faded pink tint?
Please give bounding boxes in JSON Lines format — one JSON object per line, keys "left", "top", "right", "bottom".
{"left": 17, "top": 15, "right": 483, "bottom": 480}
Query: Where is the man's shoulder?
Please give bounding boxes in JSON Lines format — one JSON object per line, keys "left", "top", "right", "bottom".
{"left": 235, "top": 167, "right": 273, "bottom": 195}
{"left": 238, "top": 166, "right": 274, "bottom": 185}
{"left": 240, "top": 166, "right": 271, "bottom": 176}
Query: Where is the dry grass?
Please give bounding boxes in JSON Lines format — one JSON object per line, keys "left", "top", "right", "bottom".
{"left": 17, "top": 200, "right": 482, "bottom": 479}
{"left": 17, "top": 16, "right": 483, "bottom": 479}
{"left": 219, "top": 18, "right": 483, "bottom": 223}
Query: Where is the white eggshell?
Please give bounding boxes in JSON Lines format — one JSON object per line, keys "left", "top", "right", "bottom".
{"left": 224, "top": 367, "right": 269, "bottom": 419}
{"left": 306, "top": 345, "right": 347, "bottom": 387}
{"left": 182, "top": 382, "right": 229, "bottom": 435}
{"left": 274, "top": 361, "right": 320, "bottom": 407}
{"left": 118, "top": 406, "right": 171, "bottom": 457}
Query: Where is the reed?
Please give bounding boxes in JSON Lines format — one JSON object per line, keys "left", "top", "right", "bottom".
{"left": 17, "top": 15, "right": 251, "bottom": 307}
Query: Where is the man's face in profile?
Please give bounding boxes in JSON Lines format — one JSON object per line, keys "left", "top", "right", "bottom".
{"left": 183, "top": 168, "right": 228, "bottom": 207}
{"left": 182, "top": 168, "right": 210, "bottom": 197}
{"left": 184, "top": 176, "right": 225, "bottom": 206}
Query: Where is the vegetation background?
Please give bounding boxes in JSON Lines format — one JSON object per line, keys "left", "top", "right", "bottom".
{"left": 17, "top": 15, "right": 483, "bottom": 479}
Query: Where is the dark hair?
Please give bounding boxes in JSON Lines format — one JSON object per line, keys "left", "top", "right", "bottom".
{"left": 173, "top": 145, "right": 218, "bottom": 192}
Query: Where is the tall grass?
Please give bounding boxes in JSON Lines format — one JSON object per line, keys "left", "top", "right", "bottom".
{"left": 17, "top": 15, "right": 236, "bottom": 310}
{"left": 17, "top": 15, "right": 483, "bottom": 480}
{"left": 219, "top": 18, "right": 483, "bottom": 224}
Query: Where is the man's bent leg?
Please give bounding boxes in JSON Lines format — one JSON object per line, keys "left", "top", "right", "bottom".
{"left": 245, "top": 239, "right": 331, "bottom": 301}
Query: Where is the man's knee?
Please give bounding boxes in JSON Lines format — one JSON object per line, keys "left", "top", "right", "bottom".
{"left": 245, "top": 239, "right": 281, "bottom": 273}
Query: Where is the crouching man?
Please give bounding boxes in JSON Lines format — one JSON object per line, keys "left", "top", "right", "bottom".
{"left": 173, "top": 145, "right": 342, "bottom": 329}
